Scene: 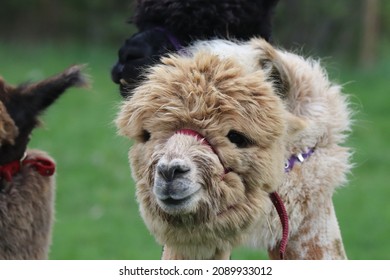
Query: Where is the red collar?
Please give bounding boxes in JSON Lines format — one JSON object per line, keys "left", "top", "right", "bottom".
{"left": 0, "top": 154, "right": 55, "bottom": 182}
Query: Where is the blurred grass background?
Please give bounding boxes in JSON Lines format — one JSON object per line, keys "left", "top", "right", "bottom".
{"left": 0, "top": 0, "right": 389, "bottom": 259}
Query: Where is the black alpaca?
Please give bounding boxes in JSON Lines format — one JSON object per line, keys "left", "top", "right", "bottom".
{"left": 111, "top": 0, "right": 280, "bottom": 97}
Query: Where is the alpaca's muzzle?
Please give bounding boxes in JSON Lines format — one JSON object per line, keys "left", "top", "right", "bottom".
{"left": 153, "top": 156, "right": 201, "bottom": 214}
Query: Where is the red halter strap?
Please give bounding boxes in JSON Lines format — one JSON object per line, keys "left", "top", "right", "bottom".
{"left": 175, "top": 129, "right": 289, "bottom": 259}
{"left": 175, "top": 129, "right": 231, "bottom": 175}
{"left": 0, "top": 154, "right": 55, "bottom": 182}
{"left": 270, "top": 192, "right": 289, "bottom": 259}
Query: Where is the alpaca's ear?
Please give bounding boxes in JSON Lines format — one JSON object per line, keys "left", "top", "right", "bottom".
{"left": 0, "top": 102, "right": 18, "bottom": 145}
{"left": 0, "top": 77, "right": 5, "bottom": 93}
{"left": 19, "top": 65, "right": 89, "bottom": 113}
{"left": 0, "top": 79, "right": 18, "bottom": 145}
{"left": 0, "top": 77, "right": 14, "bottom": 100}
{"left": 251, "top": 38, "right": 290, "bottom": 98}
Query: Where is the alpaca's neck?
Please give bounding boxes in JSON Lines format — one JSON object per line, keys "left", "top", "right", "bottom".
{"left": 162, "top": 245, "right": 230, "bottom": 260}
{"left": 268, "top": 201, "right": 347, "bottom": 260}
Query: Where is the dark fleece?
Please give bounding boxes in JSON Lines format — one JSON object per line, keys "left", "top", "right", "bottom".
{"left": 0, "top": 66, "right": 86, "bottom": 166}
{"left": 111, "top": 0, "right": 280, "bottom": 97}
{"left": 0, "top": 66, "right": 86, "bottom": 259}
{"left": 133, "top": 0, "right": 279, "bottom": 41}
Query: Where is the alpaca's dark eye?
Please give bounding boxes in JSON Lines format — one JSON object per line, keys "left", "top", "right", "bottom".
{"left": 227, "top": 130, "right": 252, "bottom": 148}
{"left": 141, "top": 130, "right": 151, "bottom": 142}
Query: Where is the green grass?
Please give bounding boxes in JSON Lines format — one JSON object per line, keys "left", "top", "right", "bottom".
{"left": 328, "top": 58, "right": 390, "bottom": 260}
{"left": 0, "top": 42, "right": 389, "bottom": 260}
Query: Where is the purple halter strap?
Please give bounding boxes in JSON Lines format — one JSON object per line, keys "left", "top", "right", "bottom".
{"left": 285, "top": 148, "right": 315, "bottom": 172}
{"left": 154, "top": 27, "right": 183, "bottom": 51}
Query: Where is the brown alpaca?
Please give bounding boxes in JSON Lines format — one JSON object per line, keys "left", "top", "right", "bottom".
{"left": 0, "top": 65, "right": 87, "bottom": 259}
{"left": 116, "top": 38, "right": 351, "bottom": 260}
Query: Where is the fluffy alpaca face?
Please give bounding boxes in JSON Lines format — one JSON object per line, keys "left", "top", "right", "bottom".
{"left": 117, "top": 49, "right": 301, "bottom": 254}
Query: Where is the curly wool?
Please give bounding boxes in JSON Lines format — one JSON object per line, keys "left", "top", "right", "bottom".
{"left": 132, "top": 0, "right": 279, "bottom": 41}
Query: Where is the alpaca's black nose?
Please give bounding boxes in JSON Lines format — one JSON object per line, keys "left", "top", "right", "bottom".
{"left": 157, "top": 162, "right": 190, "bottom": 182}
{"left": 111, "top": 63, "right": 124, "bottom": 84}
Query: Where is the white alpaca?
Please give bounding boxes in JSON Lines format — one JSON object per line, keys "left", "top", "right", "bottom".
{"left": 116, "top": 38, "right": 352, "bottom": 259}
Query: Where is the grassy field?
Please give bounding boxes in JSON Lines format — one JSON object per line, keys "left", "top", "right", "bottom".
{"left": 0, "top": 41, "right": 389, "bottom": 260}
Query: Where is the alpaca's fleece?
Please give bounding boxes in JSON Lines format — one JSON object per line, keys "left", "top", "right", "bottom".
{"left": 133, "top": 0, "right": 279, "bottom": 41}
{"left": 111, "top": 0, "right": 280, "bottom": 97}
{"left": 117, "top": 38, "right": 352, "bottom": 259}
{"left": 116, "top": 38, "right": 309, "bottom": 259}
{"left": 0, "top": 150, "right": 55, "bottom": 260}
{"left": 0, "top": 65, "right": 87, "bottom": 259}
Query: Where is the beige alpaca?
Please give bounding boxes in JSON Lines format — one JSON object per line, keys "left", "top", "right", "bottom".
{"left": 0, "top": 66, "right": 86, "bottom": 259}
{"left": 116, "top": 38, "right": 351, "bottom": 260}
